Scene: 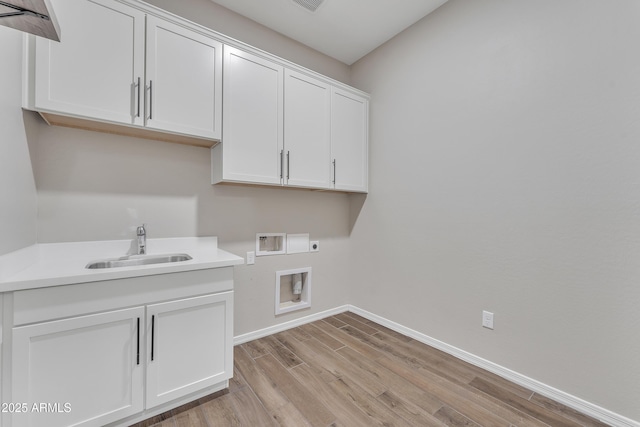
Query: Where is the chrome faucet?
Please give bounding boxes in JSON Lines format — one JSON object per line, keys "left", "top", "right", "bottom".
{"left": 136, "top": 224, "right": 146, "bottom": 255}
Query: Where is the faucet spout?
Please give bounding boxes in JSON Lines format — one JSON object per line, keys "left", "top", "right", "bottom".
{"left": 136, "top": 224, "right": 146, "bottom": 255}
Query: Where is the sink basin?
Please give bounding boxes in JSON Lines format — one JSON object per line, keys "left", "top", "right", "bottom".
{"left": 86, "top": 253, "right": 193, "bottom": 269}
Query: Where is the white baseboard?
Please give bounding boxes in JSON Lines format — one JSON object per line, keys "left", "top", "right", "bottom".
{"left": 348, "top": 305, "right": 639, "bottom": 427}
{"left": 233, "top": 305, "right": 350, "bottom": 345}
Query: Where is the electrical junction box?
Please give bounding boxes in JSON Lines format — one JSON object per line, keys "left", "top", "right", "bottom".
{"left": 287, "top": 234, "right": 310, "bottom": 254}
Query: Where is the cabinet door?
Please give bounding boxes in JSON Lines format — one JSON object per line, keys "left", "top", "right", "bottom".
{"left": 284, "top": 69, "right": 332, "bottom": 189}
{"left": 331, "top": 87, "right": 369, "bottom": 193}
{"left": 0, "top": 295, "right": 3, "bottom": 427}
{"left": 34, "top": 0, "right": 145, "bottom": 126}
{"left": 146, "top": 292, "right": 233, "bottom": 409}
{"left": 12, "top": 307, "right": 145, "bottom": 427}
{"left": 145, "top": 16, "right": 222, "bottom": 140}
{"left": 219, "top": 46, "right": 283, "bottom": 185}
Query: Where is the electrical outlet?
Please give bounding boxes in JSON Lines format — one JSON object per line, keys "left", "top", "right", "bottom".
{"left": 482, "top": 311, "right": 494, "bottom": 330}
{"left": 310, "top": 241, "right": 319, "bottom": 252}
{"left": 246, "top": 251, "right": 255, "bottom": 265}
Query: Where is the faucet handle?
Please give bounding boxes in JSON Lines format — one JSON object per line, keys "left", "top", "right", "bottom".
{"left": 136, "top": 223, "right": 146, "bottom": 235}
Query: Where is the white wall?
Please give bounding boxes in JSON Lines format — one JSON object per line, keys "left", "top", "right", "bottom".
{"left": 26, "top": 0, "right": 353, "bottom": 336}
{"left": 350, "top": 0, "right": 640, "bottom": 421}
{"left": 0, "top": 26, "right": 38, "bottom": 256}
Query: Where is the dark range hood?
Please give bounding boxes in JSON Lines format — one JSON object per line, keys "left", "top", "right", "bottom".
{"left": 0, "top": 0, "right": 60, "bottom": 41}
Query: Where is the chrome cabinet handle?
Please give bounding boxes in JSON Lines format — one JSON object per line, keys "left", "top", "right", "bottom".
{"left": 148, "top": 80, "right": 153, "bottom": 120}
{"left": 280, "top": 150, "right": 284, "bottom": 179}
{"left": 287, "top": 151, "right": 290, "bottom": 180}
{"left": 332, "top": 159, "right": 336, "bottom": 184}
{"left": 136, "top": 77, "right": 141, "bottom": 118}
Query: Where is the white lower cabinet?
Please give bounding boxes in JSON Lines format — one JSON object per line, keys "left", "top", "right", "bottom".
{"left": 5, "top": 268, "right": 234, "bottom": 427}
{"left": 12, "top": 307, "right": 145, "bottom": 427}
{"left": 0, "top": 295, "right": 3, "bottom": 427}
{"left": 146, "top": 292, "right": 233, "bottom": 408}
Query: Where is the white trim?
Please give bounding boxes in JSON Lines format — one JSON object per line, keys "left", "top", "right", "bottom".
{"left": 233, "top": 305, "right": 349, "bottom": 345}
{"left": 348, "top": 306, "right": 640, "bottom": 427}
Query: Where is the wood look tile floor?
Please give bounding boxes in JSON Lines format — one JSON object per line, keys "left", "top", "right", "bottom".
{"left": 132, "top": 313, "right": 610, "bottom": 427}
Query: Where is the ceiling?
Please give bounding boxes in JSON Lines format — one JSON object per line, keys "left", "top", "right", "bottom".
{"left": 210, "top": 0, "right": 448, "bottom": 65}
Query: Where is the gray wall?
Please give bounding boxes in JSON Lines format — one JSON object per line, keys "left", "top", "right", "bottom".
{"left": 0, "top": 26, "right": 38, "bottom": 256}
{"left": 350, "top": 0, "right": 640, "bottom": 420}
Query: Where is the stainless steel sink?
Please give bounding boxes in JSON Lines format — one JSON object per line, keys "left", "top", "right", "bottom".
{"left": 86, "top": 253, "right": 193, "bottom": 269}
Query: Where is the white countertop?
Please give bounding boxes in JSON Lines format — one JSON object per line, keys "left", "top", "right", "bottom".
{"left": 0, "top": 237, "right": 244, "bottom": 292}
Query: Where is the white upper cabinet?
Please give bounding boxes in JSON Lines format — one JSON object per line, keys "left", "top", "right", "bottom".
{"left": 33, "top": 0, "right": 145, "bottom": 126}
{"left": 284, "top": 69, "right": 332, "bottom": 189}
{"left": 213, "top": 46, "right": 283, "bottom": 185}
{"left": 331, "top": 87, "right": 369, "bottom": 193}
{"left": 145, "top": 16, "right": 222, "bottom": 140}
{"left": 213, "top": 46, "right": 369, "bottom": 193}
{"left": 24, "top": 0, "right": 368, "bottom": 191}
{"left": 26, "top": 0, "right": 223, "bottom": 144}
